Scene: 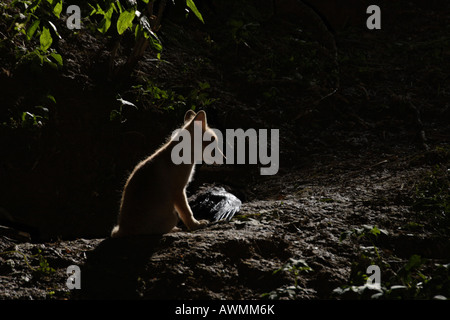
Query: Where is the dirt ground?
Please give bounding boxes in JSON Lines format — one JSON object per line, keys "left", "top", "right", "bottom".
{"left": 1, "top": 148, "right": 449, "bottom": 299}
{"left": 0, "top": 0, "right": 449, "bottom": 300}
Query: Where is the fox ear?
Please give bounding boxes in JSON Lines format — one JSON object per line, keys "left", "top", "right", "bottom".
{"left": 184, "top": 110, "right": 196, "bottom": 123}
{"left": 193, "top": 110, "right": 207, "bottom": 130}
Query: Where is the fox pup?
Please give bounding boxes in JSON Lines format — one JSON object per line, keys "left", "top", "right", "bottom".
{"left": 111, "top": 110, "right": 222, "bottom": 237}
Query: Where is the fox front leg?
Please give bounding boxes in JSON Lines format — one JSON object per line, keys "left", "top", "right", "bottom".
{"left": 174, "top": 191, "right": 209, "bottom": 231}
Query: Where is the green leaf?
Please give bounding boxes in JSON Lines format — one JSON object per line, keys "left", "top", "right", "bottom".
{"left": 89, "top": 3, "right": 100, "bottom": 16}
{"left": 117, "top": 9, "right": 136, "bottom": 35}
{"left": 148, "top": 35, "right": 162, "bottom": 52}
{"left": 110, "top": 109, "right": 121, "bottom": 121}
{"left": 405, "top": 254, "right": 425, "bottom": 272}
{"left": 186, "top": 0, "right": 204, "bottom": 23}
{"left": 369, "top": 226, "right": 381, "bottom": 237}
{"left": 98, "top": 6, "right": 114, "bottom": 33}
{"left": 21, "top": 111, "right": 33, "bottom": 122}
{"left": 40, "top": 27, "right": 53, "bottom": 51}
{"left": 26, "top": 19, "right": 40, "bottom": 40}
{"left": 115, "top": 0, "right": 123, "bottom": 14}
{"left": 50, "top": 52, "right": 63, "bottom": 66}
{"left": 52, "top": 0, "right": 63, "bottom": 18}
{"left": 134, "top": 24, "right": 140, "bottom": 39}
{"left": 44, "top": 94, "right": 56, "bottom": 104}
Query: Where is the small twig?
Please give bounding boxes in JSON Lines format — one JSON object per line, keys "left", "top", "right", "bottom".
{"left": 313, "top": 88, "right": 338, "bottom": 105}
{"left": 369, "top": 160, "right": 389, "bottom": 169}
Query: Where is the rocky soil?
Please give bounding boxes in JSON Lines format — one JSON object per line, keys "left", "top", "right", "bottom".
{"left": 1, "top": 146, "right": 449, "bottom": 299}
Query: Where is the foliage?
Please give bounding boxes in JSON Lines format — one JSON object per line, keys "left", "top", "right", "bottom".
{"left": 335, "top": 252, "right": 450, "bottom": 300}
{"left": 336, "top": 223, "right": 450, "bottom": 299}
{"left": 339, "top": 224, "right": 388, "bottom": 244}
{"left": 2, "top": 91, "right": 55, "bottom": 130}
{"left": 1, "top": 0, "right": 204, "bottom": 76}
{"left": 36, "top": 248, "right": 56, "bottom": 275}
{"left": 0, "top": 0, "right": 205, "bottom": 132}
{"left": 0, "top": 0, "right": 63, "bottom": 69}
{"left": 274, "top": 258, "right": 313, "bottom": 288}
{"left": 0, "top": 248, "right": 55, "bottom": 275}
{"left": 88, "top": 0, "right": 204, "bottom": 77}
{"left": 262, "top": 258, "right": 313, "bottom": 300}
{"left": 110, "top": 95, "right": 138, "bottom": 122}
{"left": 186, "top": 81, "right": 218, "bottom": 110}
{"left": 413, "top": 164, "right": 450, "bottom": 235}
{"left": 19, "top": 109, "right": 47, "bottom": 128}
{"left": 132, "top": 81, "right": 186, "bottom": 111}
{"left": 127, "top": 80, "right": 216, "bottom": 113}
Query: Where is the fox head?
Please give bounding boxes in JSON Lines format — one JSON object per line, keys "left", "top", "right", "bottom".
{"left": 171, "top": 110, "right": 225, "bottom": 165}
